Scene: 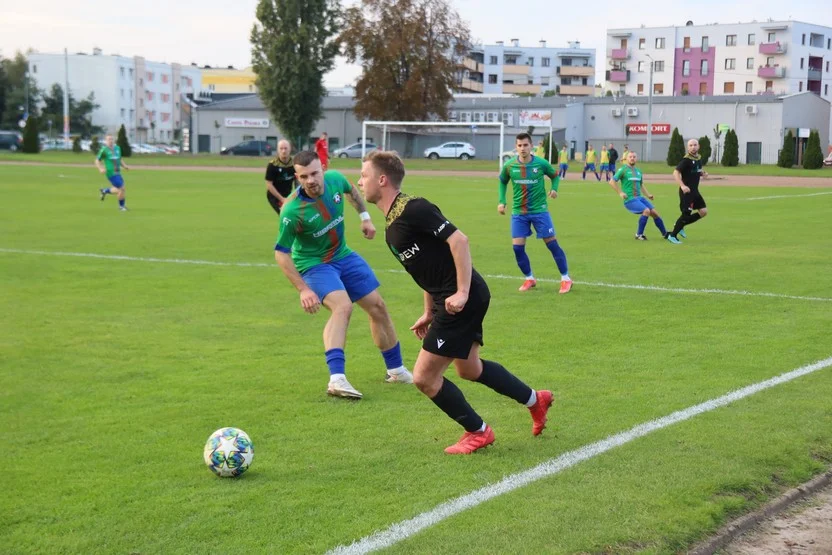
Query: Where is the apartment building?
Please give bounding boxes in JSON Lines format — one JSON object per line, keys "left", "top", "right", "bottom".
{"left": 455, "top": 39, "right": 596, "bottom": 96}
{"left": 28, "top": 49, "right": 202, "bottom": 141}
{"left": 605, "top": 20, "right": 832, "bottom": 101}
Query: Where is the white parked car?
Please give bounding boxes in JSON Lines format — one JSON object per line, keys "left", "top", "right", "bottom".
{"left": 423, "top": 141, "right": 476, "bottom": 160}
{"left": 501, "top": 149, "right": 517, "bottom": 162}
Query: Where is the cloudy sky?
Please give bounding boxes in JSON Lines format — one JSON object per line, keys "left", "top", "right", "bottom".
{"left": 1, "top": 0, "right": 826, "bottom": 86}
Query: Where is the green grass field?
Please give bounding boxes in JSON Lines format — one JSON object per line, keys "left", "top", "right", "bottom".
{"left": 2, "top": 164, "right": 831, "bottom": 554}
{"left": 2, "top": 149, "right": 832, "bottom": 176}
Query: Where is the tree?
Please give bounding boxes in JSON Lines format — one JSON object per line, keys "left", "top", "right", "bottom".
{"left": 721, "top": 129, "right": 739, "bottom": 166}
{"left": 698, "top": 136, "right": 712, "bottom": 166}
{"left": 39, "top": 83, "right": 103, "bottom": 138}
{"left": 0, "top": 51, "right": 40, "bottom": 129}
{"left": 91, "top": 135, "right": 101, "bottom": 154}
{"left": 605, "top": 90, "right": 613, "bottom": 97}
{"left": 777, "top": 130, "right": 795, "bottom": 168}
{"left": 251, "top": 0, "right": 341, "bottom": 148}
{"left": 802, "top": 130, "right": 824, "bottom": 169}
{"left": 340, "top": 0, "right": 471, "bottom": 121}
{"left": 116, "top": 124, "right": 132, "bottom": 157}
{"left": 541, "top": 133, "right": 557, "bottom": 165}
{"left": 666, "top": 127, "right": 685, "bottom": 166}
{"left": 72, "top": 136, "right": 82, "bottom": 153}
{"left": 21, "top": 115, "right": 40, "bottom": 153}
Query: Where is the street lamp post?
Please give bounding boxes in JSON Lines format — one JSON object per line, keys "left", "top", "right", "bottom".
{"left": 645, "top": 54, "right": 654, "bottom": 162}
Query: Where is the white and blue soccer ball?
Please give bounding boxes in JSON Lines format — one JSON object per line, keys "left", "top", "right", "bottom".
{"left": 203, "top": 427, "right": 254, "bottom": 477}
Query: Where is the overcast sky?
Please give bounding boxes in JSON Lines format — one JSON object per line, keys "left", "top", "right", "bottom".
{"left": 1, "top": 0, "right": 826, "bottom": 86}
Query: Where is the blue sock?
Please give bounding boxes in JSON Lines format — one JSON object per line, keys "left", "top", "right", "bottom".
{"left": 546, "top": 240, "right": 568, "bottom": 275}
{"left": 118, "top": 198, "right": 125, "bottom": 208}
{"left": 637, "top": 216, "right": 648, "bottom": 235}
{"left": 654, "top": 217, "right": 667, "bottom": 235}
{"left": 325, "top": 348, "right": 346, "bottom": 376}
{"left": 512, "top": 244, "right": 532, "bottom": 277}
{"left": 101, "top": 188, "right": 110, "bottom": 195}
{"left": 381, "top": 342, "right": 403, "bottom": 370}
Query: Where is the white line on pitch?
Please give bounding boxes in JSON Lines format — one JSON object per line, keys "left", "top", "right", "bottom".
{"left": 1, "top": 248, "right": 830, "bottom": 303}
{"left": 746, "top": 191, "right": 832, "bottom": 201}
{"left": 327, "top": 356, "right": 832, "bottom": 555}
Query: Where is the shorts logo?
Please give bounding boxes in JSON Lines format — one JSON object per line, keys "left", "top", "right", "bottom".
{"left": 437, "top": 338, "right": 445, "bottom": 349}
{"left": 333, "top": 192, "right": 342, "bottom": 204}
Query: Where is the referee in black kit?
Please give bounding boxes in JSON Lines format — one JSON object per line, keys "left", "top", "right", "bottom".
{"left": 264, "top": 139, "right": 296, "bottom": 214}
{"left": 357, "top": 150, "right": 554, "bottom": 455}
{"left": 667, "top": 138, "right": 709, "bottom": 242}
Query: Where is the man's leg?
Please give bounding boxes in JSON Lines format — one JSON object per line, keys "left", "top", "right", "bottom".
{"left": 117, "top": 186, "right": 127, "bottom": 210}
{"left": 321, "top": 290, "right": 362, "bottom": 398}
{"left": 511, "top": 216, "right": 536, "bottom": 291}
{"left": 355, "top": 291, "right": 411, "bottom": 383}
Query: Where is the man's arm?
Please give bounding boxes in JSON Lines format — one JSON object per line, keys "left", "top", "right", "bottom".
{"left": 444, "top": 230, "right": 472, "bottom": 314}
{"left": 640, "top": 183, "right": 654, "bottom": 200}
{"left": 608, "top": 171, "right": 627, "bottom": 199}
{"left": 275, "top": 250, "right": 321, "bottom": 314}
{"left": 346, "top": 185, "right": 375, "bottom": 239}
{"left": 265, "top": 180, "right": 284, "bottom": 200}
{"left": 673, "top": 163, "right": 691, "bottom": 193}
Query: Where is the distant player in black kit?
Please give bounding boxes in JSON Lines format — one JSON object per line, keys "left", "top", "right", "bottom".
{"left": 265, "top": 139, "right": 296, "bottom": 214}
{"left": 667, "top": 138, "right": 709, "bottom": 242}
{"left": 358, "top": 150, "right": 554, "bottom": 455}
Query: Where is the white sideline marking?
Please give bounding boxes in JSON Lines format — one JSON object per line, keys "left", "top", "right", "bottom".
{"left": 1, "top": 248, "right": 830, "bottom": 304}
{"left": 746, "top": 191, "right": 832, "bottom": 201}
{"left": 328, "top": 356, "right": 832, "bottom": 555}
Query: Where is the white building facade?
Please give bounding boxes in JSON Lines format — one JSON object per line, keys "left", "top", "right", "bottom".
{"left": 28, "top": 50, "right": 202, "bottom": 141}
{"left": 456, "top": 40, "right": 596, "bottom": 97}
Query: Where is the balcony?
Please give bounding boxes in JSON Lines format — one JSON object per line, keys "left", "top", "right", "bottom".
{"left": 808, "top": 69, "right": 822, "bottom": 81}
{"left": 456, "top": 78, "right": 483, "bottom": 93}
{"left": 759, "top": 42, "right": 787, "bottom": 54}
{"left": 460, "top": 57, "right": 484, "bottom": 74}
{"left": 559, "top": 85, "right": 594, "bottom": 96}
{"left": 611, "top": 48, "right": 630, "bottom": 60}
{"left": 758, "top": 66, "right": 786, "bottom": 78}
{"left": 606, "top": 69, "right": 630, "bottom": 83}
{"left": 559, "top": 65, "right": 594, "bottom": 77}
{"left": 502, "top": 83, "right": 541, "bottom": 94}
{"left": 502, "top": 64, "right": 530, "bottom": 76}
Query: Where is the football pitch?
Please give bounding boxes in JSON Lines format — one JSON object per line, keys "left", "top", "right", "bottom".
{"left": 2, "top": 164, "right": 831, "bottom": 554}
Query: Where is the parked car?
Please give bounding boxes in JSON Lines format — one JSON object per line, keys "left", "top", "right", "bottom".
{"left": 333, "top": 142, "right": 378, "bottom": 158}
{"left": 0, "top": 130, "right": 23, "bottom": 151}
{"left": 40, "top": 138, "right": 73, "bottom": 151}
{"left": 501, "top": 149, "right": 517, "bottom": 162}
{"left": 220, "top": 140, "right": 273, "bottom": 156}
{"left": 423, "top": 141, "right": 476, "bottom": 160}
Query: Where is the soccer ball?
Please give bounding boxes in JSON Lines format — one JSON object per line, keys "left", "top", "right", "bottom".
{"left": 203, "top": 427, "right": 254, "bottom": 477}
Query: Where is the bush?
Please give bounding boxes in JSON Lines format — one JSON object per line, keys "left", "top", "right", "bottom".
{"left": 72, "top": 136, "right": 82, "bottom": 153}
{"left": 90, "top": 136, "right": 101, "bottom": 154}
{"left": 117, "top": 124, "right": 132, "bottom": 157}
{"left": 777, "top": 130, "right": 795, "bottom": 168}
{"left": 541, "top": 133, "right": 557, "bottom": 165}
{"left": 22, "top": 117, "right": 40, "bottom": 154}
{"left": 802, "top": 130, "right": 824, "bottom": 169}
{"left": 698, "top": 136, "right": 712, "bottom": 166}
{"left": 721, "top": 129, "right": 739, "bottom": 167}
{"left": 666, "top": 127, "right": 685, "bottom": 166}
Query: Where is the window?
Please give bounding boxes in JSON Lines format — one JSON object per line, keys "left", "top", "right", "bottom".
{"left": 637, "top": 83, "right": 644, "bottom": 95}
{"left": 799, "top": 81, "right": 803, "bottom": 92}
{"left": 653, "top": 83, "right": 664, "bottom": 94}
{"left": 829, "top": 38, "right": 831, "bottom": 49}
{"left": 828, "top": 61, "right": 830, "bottom": 72}
{"left": 120, "top": 67, "right": 125, "bottom": 77}
{"left": 825, "top": 84, "right": 829, "bottom": 95}
{"left": 638, "top": 61, "right": 645, "bottom": 72}
{"left": 504, "top": 55, "right": 518, "bottom": 64}
{"left": 765, "top": 80, "right": 773, "bottom": 92}
{"left": 802, "top": 34, "right": 806, "bottom": 45}
{"left": 800, "top": 58, "right": 804, "bottom": 69}
{"left": 130, "top": 109, "right": 134, "bottom": 119}
{"left": 699, "top": 82, "right": 708, "bottom": 95}
{"left": 766, "top": 56, "right": 775, "bottom": 66}
{"left": 541, "top": 78, "right": 549, "bottom": 86}
{"left": 527, "top": 78, "right": 534, "bottom": 84}
{"left": 700, "top": 59, "right": 709, "bottom": 76}
{"left": 139, "top": 78, "right": 143, "bottom": 86}
{"left": 161, "top": 74, "right": 169, "bottom": 84}
{"left": 140, "top": 118, "right": 144, "bottom": 126}
{"left": 147, "top": 71, "right": 154, "bottom": 82}
{"left": 726, "top": 35, "right": 737, "bottom": 46}
{"left": 130, "top": 90, "right": 133, "bottom": 99}
{"left": 682, "top": 60, "right": 690, "bottom": 76}
{"left": 725, "top": 58, "right": 736, "bottom": 70}
{"left": 701, "top": 36, "right": 709, "bottom": 51}
{"left": 748, "top": 33, "right": 755, "bottom": 45}
{"left": 129, "top": 68, "right": 134, "bottom": 78}
{"left": 527, "top": 57, "right": 534, "bottom": 66}
{"left": 745, "top": 81, "right": 753, "bottom": 93}
{"left": 120, "top": 89, "right": 124, "bottom": 98}
{"left": 488, "top": 74, "right": 497, "bottom": 84}
{"left": 723, "top": 82, "right": 735, "bottom": 93}
{"left": 639, "top": 38, "right": 645, "bottom": 49}
{"left": 489, "top": 56, "right": 497, "bottom": 65}
{"left": 140, "top": 99, "right": 144, "bottom": 107}
{"left": 747, "top": 57, "right": 754, "bottom": 69}
{"left": 655, "top": 37, "right": 665, "bottom": 49}
{"left": 681, "top": 83, "right": 689, "bottom": 95}
{"left": 541, "top": 57, "right": 550, "bottom": 67}
{"left": 654, "top": 60, "right": 664, "bottom": 72}
{"left": 121, "top": 109, "right": 125, "bottom": 118}
{"left": 176, "top": 83, "right": 180, "bottom": 91}
{"left": 683, "top": 37, "right": 691, "bottom": 51}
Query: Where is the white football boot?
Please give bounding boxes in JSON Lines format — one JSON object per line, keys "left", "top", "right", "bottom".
{"left": 327, "top": 375, "right": 363, "bottom": 399}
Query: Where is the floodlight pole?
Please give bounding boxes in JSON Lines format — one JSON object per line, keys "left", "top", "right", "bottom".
{"left": 646, "top": 54, "right": 654, "bottom": 162}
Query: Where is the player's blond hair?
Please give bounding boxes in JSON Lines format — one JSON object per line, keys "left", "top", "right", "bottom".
{"left": 364, "top": 150, "right": 405, "bottom": 188}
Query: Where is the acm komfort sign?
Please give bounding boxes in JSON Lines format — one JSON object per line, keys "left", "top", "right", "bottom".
{"left": 225, "top": 118, "right": 270, "bottom": 129}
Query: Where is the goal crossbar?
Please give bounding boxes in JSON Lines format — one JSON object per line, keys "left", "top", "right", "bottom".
{"left": 362, "top": 120, "right": 506, "bottom": 171}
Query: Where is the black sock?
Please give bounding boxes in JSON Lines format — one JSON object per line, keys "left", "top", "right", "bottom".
{"left": 672, "top": 211, "right": 702, "bottom": 236}
{"left": 686, "top": 212, "right": 702, "bottom": 226}
{"left": 430, "top": 378, "right": 484, "bottom": 432}
{"left": 475, "top": 359, "right": 532, "bottom": 405}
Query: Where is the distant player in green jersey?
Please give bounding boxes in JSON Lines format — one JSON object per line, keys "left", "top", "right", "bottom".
{"left": 96, "top": 135, "right": 130, "bottom": 211}
{"left": 608, "top": 151, "right": 672, "bottom": 242}
{"left": 499, "top": 133, "right": 572, "bottom": 294}
{"left": 274, "top": 151, "right": 412, "bottom": 399}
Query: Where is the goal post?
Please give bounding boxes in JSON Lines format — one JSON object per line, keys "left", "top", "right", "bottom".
{"left": 361, "top": 120, "right": 506, "bottom": 172}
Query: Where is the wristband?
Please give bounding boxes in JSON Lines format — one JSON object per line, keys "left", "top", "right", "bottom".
{"left": 359, "top": 211, "right": 371, "bottom": 221}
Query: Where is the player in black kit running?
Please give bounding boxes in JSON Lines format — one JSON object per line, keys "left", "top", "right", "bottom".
{"left": 358, "top": 150, "right": 554, "bottom": 455}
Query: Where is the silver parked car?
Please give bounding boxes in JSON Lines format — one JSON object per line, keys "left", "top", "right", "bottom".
{"left": 333, "top": 142, "right": 378, "bottom": 158}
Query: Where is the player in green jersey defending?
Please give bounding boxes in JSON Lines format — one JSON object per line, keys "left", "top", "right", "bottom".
{"left": 608, "top": 152, "right": 675, "bottom": 242}
{"left": 274, "top": 151, "right": 412, "bottom": 399}
{"left": 498, "top": 133, "right": 572, "bottom": 293}
{"left": 96, "top": 135, "right": 130, "bottom": 211}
